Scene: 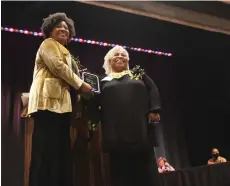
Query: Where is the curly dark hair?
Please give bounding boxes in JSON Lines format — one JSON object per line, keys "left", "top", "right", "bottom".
{"left": 41, "top": 12, "right": 76, "bottom": 41}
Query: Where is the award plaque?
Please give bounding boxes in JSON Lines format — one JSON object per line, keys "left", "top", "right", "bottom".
{"left": 82, "top": 72, "right": 100, "bottom": 93}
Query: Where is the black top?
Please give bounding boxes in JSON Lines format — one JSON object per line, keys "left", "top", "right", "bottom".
{"left": 88, "top": 74, "right": 161, "bottom": 152}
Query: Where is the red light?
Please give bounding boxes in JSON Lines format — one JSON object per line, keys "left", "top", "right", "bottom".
{"left": 9, "top": 28, "right": 14, "bottom": 32}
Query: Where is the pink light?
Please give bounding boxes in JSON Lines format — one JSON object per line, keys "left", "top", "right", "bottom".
{"left": 1, "top": 26, "right": 172, "bottom": 57}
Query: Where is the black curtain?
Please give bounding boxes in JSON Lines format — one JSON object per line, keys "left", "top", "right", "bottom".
{"left": 160, "top": 163, "right": 230, "bottom": 186}
{"left": 2, "top": 3, "right": 230, "bottom": 186}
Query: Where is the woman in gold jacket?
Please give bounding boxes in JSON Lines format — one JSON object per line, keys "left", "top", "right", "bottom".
{"left": 27, "top": 13, "right": 92, "bottom": 186}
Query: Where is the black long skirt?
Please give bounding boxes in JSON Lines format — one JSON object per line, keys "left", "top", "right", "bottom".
{"left": 109, "top": 150, "right": 161, "bottom": 186}
{"left": 29, "top": 111, "right": 72, "bottom": 186}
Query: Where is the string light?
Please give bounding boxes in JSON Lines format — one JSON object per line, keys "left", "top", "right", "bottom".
{"left": 1, "top": 26, "right": 172, "bottom": 57}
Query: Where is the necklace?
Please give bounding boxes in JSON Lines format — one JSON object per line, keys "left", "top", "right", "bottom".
{"left": 109, "top": 70, "right": 132, "bottom": 79}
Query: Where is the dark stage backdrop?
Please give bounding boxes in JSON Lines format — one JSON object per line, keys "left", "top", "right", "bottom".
{"left": 2, "top": 2, "right": 230, "bottom": 186}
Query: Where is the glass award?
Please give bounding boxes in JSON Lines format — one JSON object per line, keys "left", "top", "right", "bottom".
{"left": 82, "top": 72, "right": 100, "bottom": 93}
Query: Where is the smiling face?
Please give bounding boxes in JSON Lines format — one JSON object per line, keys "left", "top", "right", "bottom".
{"left": 110, "top": 49, "right": 129, "bottom": 73}
{"left": 50, "top": 21, "right": 70, "bottom": 45}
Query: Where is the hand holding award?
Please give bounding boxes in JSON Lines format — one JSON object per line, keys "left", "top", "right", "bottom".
{"left": 82, "top": 72, "right": 100, "bottom": 93}
{"left": 80, "top": 82, "right": 92, "bottom": 93}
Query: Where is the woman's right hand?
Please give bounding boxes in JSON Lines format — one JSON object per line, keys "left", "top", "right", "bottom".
{"left": 80, "top": 82, "right": 92, "bottom": 93}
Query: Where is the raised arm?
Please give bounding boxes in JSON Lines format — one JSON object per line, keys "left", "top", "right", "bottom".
{"left": 39, "top": 39, "right": 83, "bottom": 90}
{"left": 168, "top": 164, "right": 175, "bottom": 171}
{"left": 165, "top": 162, "right": 175, "bottom": 171}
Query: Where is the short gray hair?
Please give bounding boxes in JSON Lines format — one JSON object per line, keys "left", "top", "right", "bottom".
{"left": 103, "top": 46, "right": 130, "bottom": 75}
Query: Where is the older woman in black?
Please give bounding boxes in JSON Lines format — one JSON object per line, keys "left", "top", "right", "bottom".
{"left": 89, "top": 45, "right": 161, "bottom": 186}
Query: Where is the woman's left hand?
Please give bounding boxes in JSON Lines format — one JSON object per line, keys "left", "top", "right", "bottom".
{"left": 149, "top": 113, "right": 160, "bottom": 122}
